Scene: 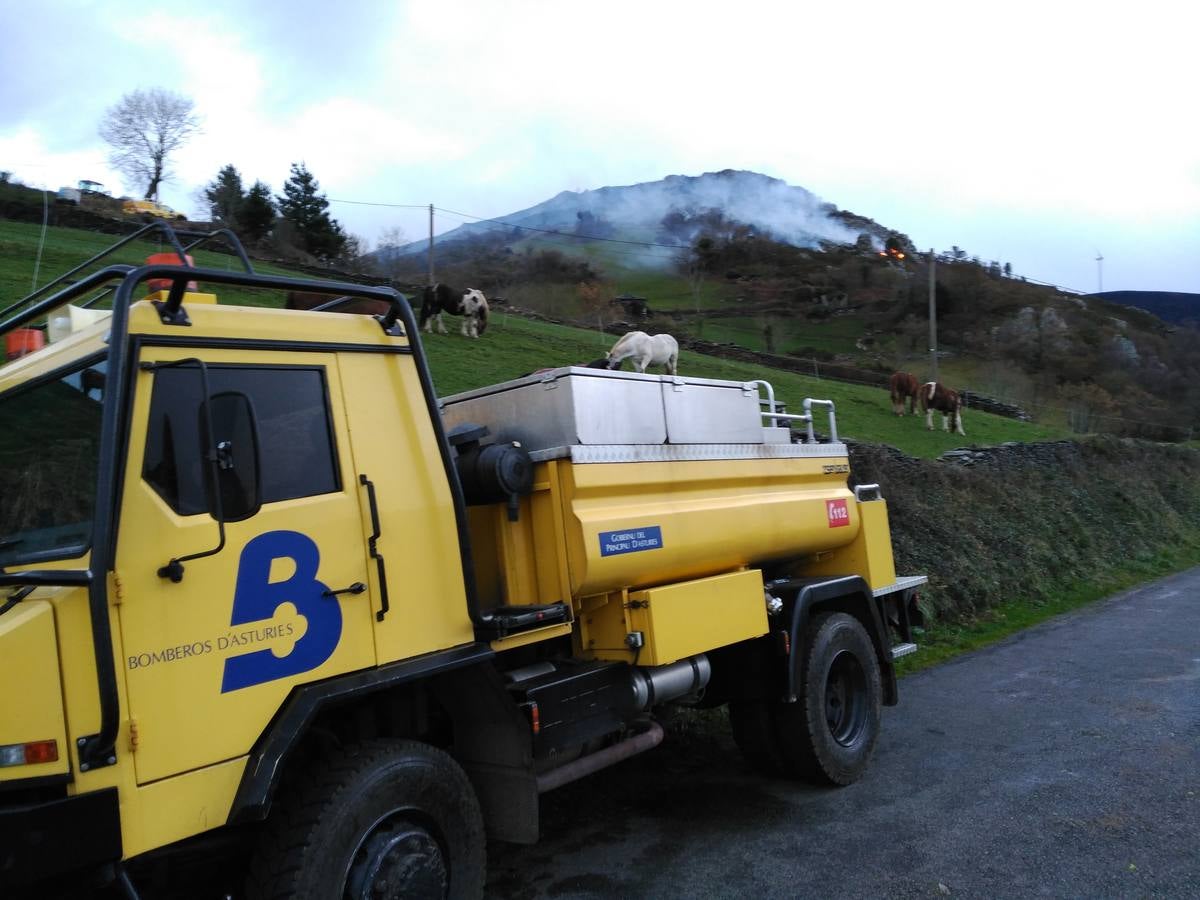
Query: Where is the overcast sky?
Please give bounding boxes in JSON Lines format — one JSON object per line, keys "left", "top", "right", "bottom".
{"left": 2, "top": 0, "right": 1196, "bottom": 293}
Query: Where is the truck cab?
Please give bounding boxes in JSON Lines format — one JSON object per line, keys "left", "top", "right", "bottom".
{"left": 0, "top": 228, "right": 923, "bottom": 898}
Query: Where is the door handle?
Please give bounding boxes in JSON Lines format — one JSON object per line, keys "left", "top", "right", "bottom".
{"left": 323, "top": 582, "right": 366, "bottom": 598}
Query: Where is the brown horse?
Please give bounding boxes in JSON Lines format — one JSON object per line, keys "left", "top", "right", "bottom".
{"left": 918, "top": 381, "right": 965, "bottom": 435}
{"left": 888, "top": 371, "right": 920, "bottom": 416}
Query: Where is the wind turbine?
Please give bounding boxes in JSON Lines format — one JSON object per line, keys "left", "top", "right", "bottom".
{"left": 1095, "top": 250, "right": 1104, "bottom": 294}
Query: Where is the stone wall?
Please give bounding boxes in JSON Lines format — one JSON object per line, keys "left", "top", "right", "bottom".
{"left": 847, "top": 438, "right": 1200, "bottom": 621}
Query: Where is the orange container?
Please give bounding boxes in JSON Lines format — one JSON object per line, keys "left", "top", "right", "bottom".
{"left": 145, "top": 253, "right": 198, "bottom": 293}
{"left": 5, "top": 328, "right": 45, "bottom": 360}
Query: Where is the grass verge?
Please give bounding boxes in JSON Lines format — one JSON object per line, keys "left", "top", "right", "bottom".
{"left": 896, "top": 536, "right": 1200, "bottom": 676}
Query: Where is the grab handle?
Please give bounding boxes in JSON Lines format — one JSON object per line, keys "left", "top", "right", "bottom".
{"left": 359, "top": 474, "right": 390, "bottom": 621}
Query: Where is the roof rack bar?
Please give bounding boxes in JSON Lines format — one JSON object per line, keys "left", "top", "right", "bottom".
{"left": 180, "top": 227, "right": 255, "bottom": 274}
{"left": 135, "top": 264, "right": 408, "bottom": 327}
{"left": 0, "top": 266, "right": 134, "bottom": 337}
{"left": 310, "top": 295, "right": 356, "bottom": 311}
{"left": 80, "top": 286, "right": 117, "bottom": 310}
{"left": 0, "top": 221, "right": 188, "bottom": 322}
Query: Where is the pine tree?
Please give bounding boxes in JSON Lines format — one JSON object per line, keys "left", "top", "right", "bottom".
{"left": 276, "top": 163, "right": 346, "bottom": 261}
{"left": 240, "top": 181, "right": 276, "bottom": 243}
{"left": 203, "top": 164, "right": 245, "bottom": 228}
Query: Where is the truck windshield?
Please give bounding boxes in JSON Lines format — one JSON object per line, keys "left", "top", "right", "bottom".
{"left": 0, "top": 358, "right": 106, "bottom": 568}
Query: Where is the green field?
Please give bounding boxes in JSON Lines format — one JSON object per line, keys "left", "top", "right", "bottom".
{"left": 0, "top": 219, "right": 308, "bottom": 312}
{"left": 1, "top": 220, "right": 1070, "bottom": 458}
{"left": 694, "top": 314, "right": 866, "bottom": 356}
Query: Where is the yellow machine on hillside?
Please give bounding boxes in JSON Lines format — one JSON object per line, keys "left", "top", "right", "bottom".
{"left": 0, "top": 226, "right": 924, "bottom": 898}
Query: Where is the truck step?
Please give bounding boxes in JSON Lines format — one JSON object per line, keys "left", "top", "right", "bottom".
{"left": 891, "top": 642, "right": 918, "bottom": 660}
{"left": 479, "top": 602, "right": 570, "bottom": 640}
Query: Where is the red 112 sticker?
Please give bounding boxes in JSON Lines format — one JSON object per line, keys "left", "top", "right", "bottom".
{"left": 826, "top": 498, "right": 850, "bottom": 528}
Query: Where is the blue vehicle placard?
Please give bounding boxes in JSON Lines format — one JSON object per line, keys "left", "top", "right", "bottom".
{"left": 599, "top": 526, "right": 664, "bottom": 557}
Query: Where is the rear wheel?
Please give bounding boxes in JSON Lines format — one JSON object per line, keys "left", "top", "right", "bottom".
{"left": 246, "top": 739, "right": 485, "bottom": 900}
{"left": 775, "top": 612, "right": 882, "bottom": 784}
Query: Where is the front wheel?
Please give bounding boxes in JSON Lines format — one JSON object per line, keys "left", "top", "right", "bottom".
{"left": 246, "top": 739, "right": 486, "bottom": 900}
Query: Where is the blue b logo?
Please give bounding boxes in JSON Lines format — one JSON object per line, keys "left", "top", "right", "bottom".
{"left": 221, "top": 531, "right": 342, "bottom": 693}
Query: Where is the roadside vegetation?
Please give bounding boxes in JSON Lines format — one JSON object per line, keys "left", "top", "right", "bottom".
{"left": 851, "top": 437, "right": 1200, "bottom": 652}
{"left": 897, "top": 538, "right": 1200, "bottom": 675}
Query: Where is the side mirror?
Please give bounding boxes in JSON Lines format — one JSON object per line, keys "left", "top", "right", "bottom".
{"left": 205, "top": 391, "right": 262, "bottom": 521}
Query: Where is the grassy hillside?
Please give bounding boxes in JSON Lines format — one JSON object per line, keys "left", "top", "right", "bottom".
{"left": 417, "top": 221, "right": 1198, "bottom": 443}
{"left": 1, "top": 220, "right": 1069, "bottom": 458}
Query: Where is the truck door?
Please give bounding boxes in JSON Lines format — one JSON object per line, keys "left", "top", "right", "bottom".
{"left": 334, "top": 351, "right": 475, "bottom": 663}
{"left": 114, "top": 349, "right": 377, "bottom": 784}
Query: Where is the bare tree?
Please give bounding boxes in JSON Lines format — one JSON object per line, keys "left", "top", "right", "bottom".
{"left": 377, "top": 225, "right": 407, "bottom": 251}
{"left": 99, "top": 88, "right": 200, "bottom": 200}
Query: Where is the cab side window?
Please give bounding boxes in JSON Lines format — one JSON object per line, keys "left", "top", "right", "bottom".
{"left": 143, "top": 365, "right": 339, "bottom": 516}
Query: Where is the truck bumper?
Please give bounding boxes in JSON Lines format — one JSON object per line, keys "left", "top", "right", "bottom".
{"left": 0, "top": 786, "right": 121, "bottom": 888}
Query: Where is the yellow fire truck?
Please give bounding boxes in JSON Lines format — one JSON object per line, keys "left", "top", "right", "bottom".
{"left": 0, "top": 226, "right": 923, "bottom": 898}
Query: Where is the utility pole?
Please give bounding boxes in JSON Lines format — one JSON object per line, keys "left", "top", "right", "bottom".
{"left": 428, "top": 204, "right": 435, "bottom": 287}
{"left": 928, "top": 247, "right": 938, "bottom": 383}
{"left": 1095, "top": 251, "right": 1104, "bottom": 294}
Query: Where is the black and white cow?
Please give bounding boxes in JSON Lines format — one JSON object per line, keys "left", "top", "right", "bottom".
{"left": 420, "top": 283, "right": 489, "bottom": 338}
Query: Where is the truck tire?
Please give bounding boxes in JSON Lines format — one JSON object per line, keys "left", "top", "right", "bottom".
{"left": 775, "top": 612, "right": 881, "bottom": 785}
{"left": 245, "top": 739, "right": 485, "bottom": 900}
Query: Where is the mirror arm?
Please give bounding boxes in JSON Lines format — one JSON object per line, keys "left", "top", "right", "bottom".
{"left": 140, "top": 359, "right": 229, "bottom": 583}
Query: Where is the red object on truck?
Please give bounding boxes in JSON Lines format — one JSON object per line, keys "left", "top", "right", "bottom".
{"left": 5, "top": 328, "right": 45, "bottom": 360}
{"left": 145, "top": 253, "right": 198, "bottom": 293}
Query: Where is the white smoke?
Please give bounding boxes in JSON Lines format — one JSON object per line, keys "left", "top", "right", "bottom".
{"left": 416, "top": 170, "right": 868, "bottom": 267}
{"left": 567, "top": 170, "right": 863, "bottom": 248}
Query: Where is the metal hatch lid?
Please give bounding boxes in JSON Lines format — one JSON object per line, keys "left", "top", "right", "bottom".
{"left": 439, "top": 365, "right": 672, "bottom": 408}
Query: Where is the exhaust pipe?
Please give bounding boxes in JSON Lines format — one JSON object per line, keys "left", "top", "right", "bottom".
{"left": 532, "top": 655, "right": 710, "bottom": 794}
{"left": 536, "top": 721, "right": 664, "bottom": 793}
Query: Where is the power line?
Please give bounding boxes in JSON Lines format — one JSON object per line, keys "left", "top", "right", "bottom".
{"left": 328, "top": 198, "right": 429, "bottom": 210}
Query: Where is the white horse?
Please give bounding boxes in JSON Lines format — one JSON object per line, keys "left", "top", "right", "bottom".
{"left": 605, "top": 331, "right": 679, "bottom": 375}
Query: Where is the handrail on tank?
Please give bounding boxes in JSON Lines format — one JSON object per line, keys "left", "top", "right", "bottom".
{"left": 803, "top": 398, "right": 838, "bottom": 444}
{"left": 748, "top": 379, "right": 815, "bottom": 436}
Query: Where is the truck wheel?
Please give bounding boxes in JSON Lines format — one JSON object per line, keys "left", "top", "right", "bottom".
{"left": 728, "top": 698, "right": 783, "bottom": 774}
{"left": 775, "top": 612, "right": 881, "bottom": 785}
{"left": 246, "top": 739, "right": 485, "bottom": 900}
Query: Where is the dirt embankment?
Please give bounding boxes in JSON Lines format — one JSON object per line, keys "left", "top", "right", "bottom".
{"left": 848, "top": 438, "right": 1200, "bottom": 621}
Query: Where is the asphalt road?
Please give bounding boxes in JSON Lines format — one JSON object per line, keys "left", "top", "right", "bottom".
{"left": 486, "top": 569, "right": 1200, "bottom": 899}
